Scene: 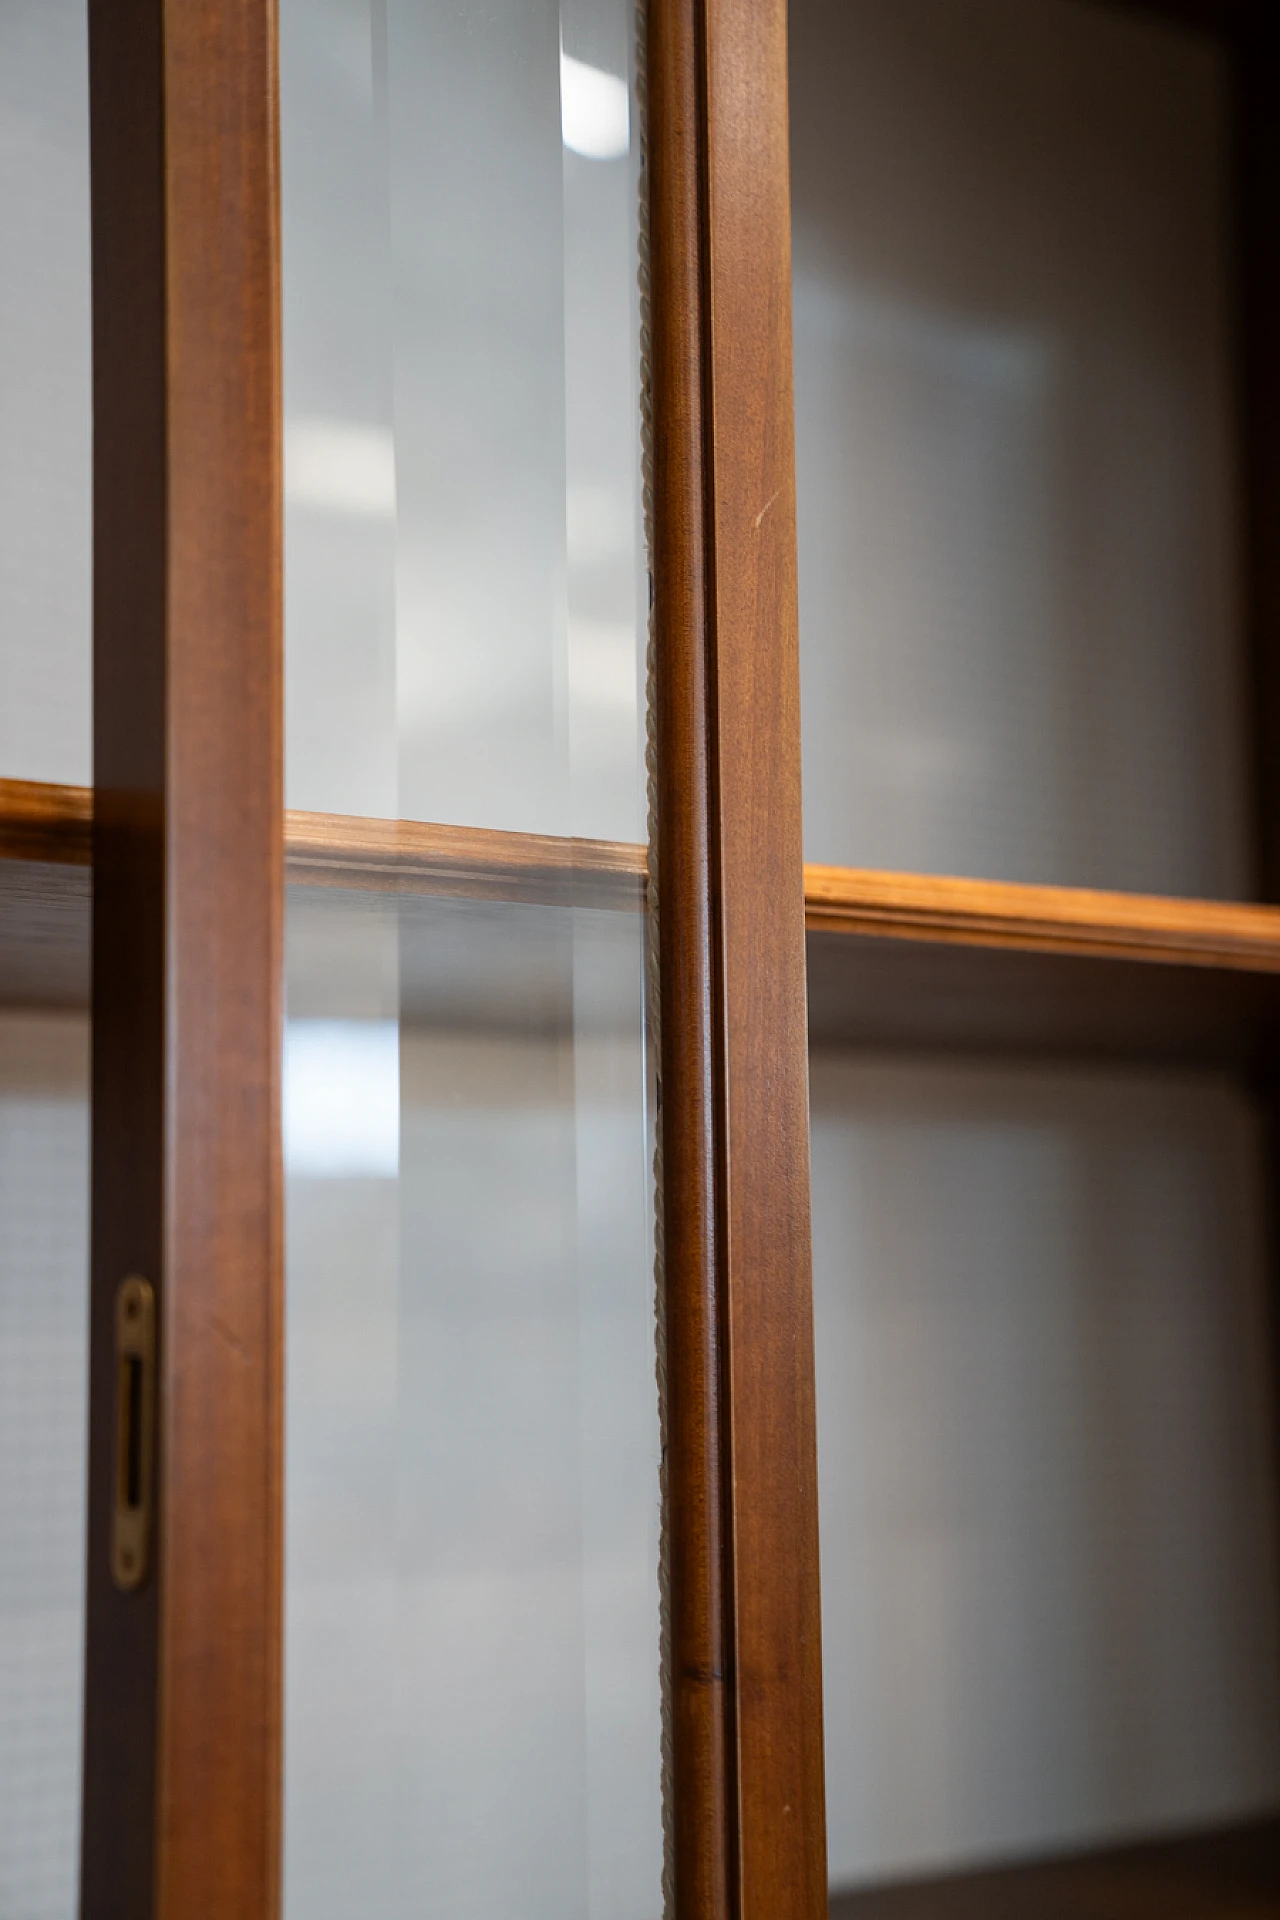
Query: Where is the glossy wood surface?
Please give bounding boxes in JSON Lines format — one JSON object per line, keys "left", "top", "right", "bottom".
{"left": 81, "top": 2, "right": 282, "bottom": 1915}
{"left": 285, "top": 808, "right": 644, "bottom": 908}
{"left": 703, "top": 0, "right": 828, "bottom": 1911}
{"left": 828, "top": 1817, "right": 1280, "bottom": 1918}
{"left": 0, "top": 776, "right": 92, "bottom": 865}
{"left": 648, "top": 0, "right": 734, "bottom": 1907}
{"left": 806, "top": 866, "right": 1280, "bottom": 970}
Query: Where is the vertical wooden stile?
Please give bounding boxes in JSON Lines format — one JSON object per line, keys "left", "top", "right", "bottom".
{"left": 649, "top": 0, "right": 828, "bottom": 1912}
{"left": 648, "top": 0, "right": 734, "bottom": 1909}
{"left": 82, "top": 1, "right": 283, "bottom": 1914}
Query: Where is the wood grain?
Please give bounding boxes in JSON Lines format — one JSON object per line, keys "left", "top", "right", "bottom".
{"left": 81, "top": 3, "right": 282, "bottom": 1916}
{"left": 806, "top": 865, "right": 1280, "bottom": 971}
{"left": 702, "top": 0, "right": 829, "bottom": 1912}
{"left": 285, "top": 807, "right": 644, "bottom": 908}
{"left": 0, "top": 777, "right": 92, "bottom": 865}
{"left": 827, "top": 1816, "right": 1280, "bottom": 1919}
{"left": 648, "top": 0, "right": 735, "bottom": 1908}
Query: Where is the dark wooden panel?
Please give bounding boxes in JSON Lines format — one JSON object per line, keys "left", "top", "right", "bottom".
{"left": 82, "top": 1, "right": 282, "bottom": 1915}
{"left": 82, "top": 0, "right": 167, "bottom": 1905}
{"left": 703, "top": 0, "right": 829, "bottom": 1914}
{"left": 829, "top": 1816, "right": 1280, "bottom": 1918}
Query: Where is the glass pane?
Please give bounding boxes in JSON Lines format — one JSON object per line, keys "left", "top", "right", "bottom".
{"left": 0, "top": 5, "right": 92, "bottom": 1916}
{"left": 0, "top": 1016, "right": 88, "bottom": 1919}
{"left": 811, "top": 1053, "right": 1280, "bottom": 1897}
{"left": 279, "top": 2, "right": 661, "bottom": 1916}
{"left": 282, "top": 0, "right": 644, "bottom": 843}
{"left": 790, "top": 0, "right": 1251, "bottom": 897}
{"left": 0, "top": 0, "right": 91, "bottom": 788}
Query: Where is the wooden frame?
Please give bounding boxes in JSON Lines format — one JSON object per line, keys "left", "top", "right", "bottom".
{"left": 649, "top": 0, "right": 826, "bottom": 1912}
{"left": 63, "top": 0, "right": 827, "bottom": 1912}
{"left": 80, "top": 1, "right": 282, "bottom": 1913}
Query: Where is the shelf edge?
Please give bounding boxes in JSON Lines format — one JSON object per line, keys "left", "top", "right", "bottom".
{"left": 805, "top": 864, "right": 1280, "bottom": 973}
{"left": 7, "top": 782, "right": 1280, "bottom": 965}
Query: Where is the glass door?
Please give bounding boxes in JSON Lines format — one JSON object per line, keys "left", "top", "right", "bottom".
{"left": 0, "top": 5, "right": 92, "bottom": 1914}
{"left": 62, "top": 2, "right": 828, "bottom": 1913}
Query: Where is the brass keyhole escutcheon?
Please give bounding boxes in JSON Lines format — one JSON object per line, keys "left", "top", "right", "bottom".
{"left": 111, "top": 1275, "right": 156, "bottom": 1592}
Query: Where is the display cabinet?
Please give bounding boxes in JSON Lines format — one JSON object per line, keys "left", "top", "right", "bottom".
{"left": 5, "top": 0, "right": 1280, "bottom": 1917}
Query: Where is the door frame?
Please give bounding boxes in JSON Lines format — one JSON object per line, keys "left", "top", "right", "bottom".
{"left": 80, "top": 2, "right": 824, "bottom": 1914}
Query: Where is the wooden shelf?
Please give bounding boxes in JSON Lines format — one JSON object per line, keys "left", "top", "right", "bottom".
{"left": 5, "top": 779, "right": 1280, "bottom": 1064}
{"left": 285, "top": 807, "right": 644, "bottom": 909}
{"left": 0, "top": 781, "right": 92, "bottom": 1009}
{"left": 828, "top": 1814, "right": 1280, "bottom": 1918}
{"left": 806, "top": 864, "right": 1280, "bottom": 972}
{"left": 805, "top": 866, "right": 1280, "bottom": 1069}
{"left": 0, "top": 776, "right": 93, "bottom": 865}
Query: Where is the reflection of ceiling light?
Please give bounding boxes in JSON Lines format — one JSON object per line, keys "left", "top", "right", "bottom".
{"left": 560, "top": 52, "right": 629, "bottom": 160}
{"left": 567, "top": 483, "right": 632, "bottom": 565}
{"left": 285, "top": 1021, "right": 399, "bottom": 1177}
{"left": 285, "top": 417, "right": 396, "bottom": 518}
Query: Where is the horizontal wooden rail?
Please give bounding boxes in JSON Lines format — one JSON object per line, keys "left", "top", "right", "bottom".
{"left": 0, "top": 779, "right": 644, "bottom": 910}
{"left": 0, "top": 777, "right": 94, "bottom": 865}
{"left": 6, "top": 779, "right": 1280, "bottom": 969}
{"left": 285, "top": 807, "right": 645, "bottom": 910}
{"left": 804, "top": 863, "right": 1280, "bottom": 973}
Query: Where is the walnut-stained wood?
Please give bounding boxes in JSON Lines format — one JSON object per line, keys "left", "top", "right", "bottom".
{"left": 827, "top": 1816, "right": 1280, "bottom": 1918}
{"left": 704, "top": 0, "right": 829, "bottom": 1910}
{"left": 804, "top": 869, "right": 1280, "bottom": 1067}
{"left": 81, "top": 2, "right": 282, "bottom": 1916}
{"left": 806, "top": 866, "right": 1280, "bottom": 971}
{"left": 0, "top": 777, "right": 92, "bottom": 865}
{"left": 285, "top": 807, "right": 644, "bottom": 909}
{"left": 0, "top": 781, "right": 644, "bottom": 907}
{"left": 648, "top": 0, "right": 735, "bottom": 1908}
